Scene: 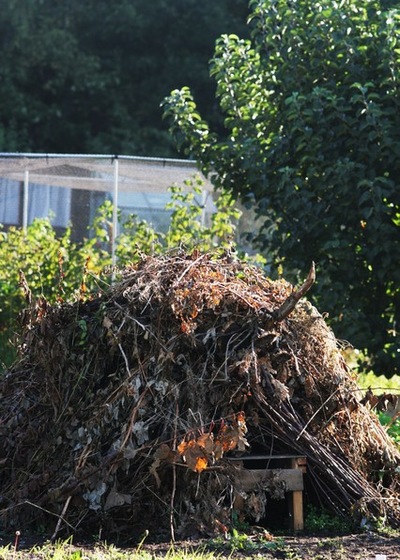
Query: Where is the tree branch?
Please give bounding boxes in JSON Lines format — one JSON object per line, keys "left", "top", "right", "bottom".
{"left": 273, "top": 262, "right": 316, "bottom": 322}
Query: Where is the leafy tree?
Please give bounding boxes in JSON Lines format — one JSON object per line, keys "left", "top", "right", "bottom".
{"left": 0, "top": 0, "right": 249, "bottom": 155}
{"left": 163, "top": 0, "right": 400, "bottom": 376}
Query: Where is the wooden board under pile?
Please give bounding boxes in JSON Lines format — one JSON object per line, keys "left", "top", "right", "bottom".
{"left": 0, "top": 251, "right": 399, "bottom": 541}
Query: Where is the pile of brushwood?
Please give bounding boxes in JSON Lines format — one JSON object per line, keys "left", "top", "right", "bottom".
{"left": 0, "top": 251, "right": 399, "bottom": 541}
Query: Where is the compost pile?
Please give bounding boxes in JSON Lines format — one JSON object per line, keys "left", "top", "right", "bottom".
{"left": 0, "top": 251, "right": 399, "bottom": 540}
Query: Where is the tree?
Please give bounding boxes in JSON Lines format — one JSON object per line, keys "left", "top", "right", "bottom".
{"left": 163, "top": 0, "right": 400, "bottom": 376}
{"left": 0, "top": 0, "right": 249, "bottom": 155}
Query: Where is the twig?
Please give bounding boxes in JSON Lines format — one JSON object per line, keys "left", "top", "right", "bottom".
{"left": 170, "top": 398, "right": 179, "bottom": 542}
{"left": 114, "top": 302, "right": 170, "bottom": 352}
{"left": 296, "top": 388, "right": 341, "bottom": 441}
{"left": 273, "top": 262, "right": 316, "bottom": 322}
{"left": 119, "top": 388, "right": 150, "bottom": 451}
{"left": 173, "top": 253, "right": 207, "bottom": 286}
{"left": 118, "top": 343, "right": 131, "bottom": 376}
{"left": 23, "top": 500, "right": 75, "bottom": 530}
{"left": 51, "top": 495, "right": 72, "bottom": 542}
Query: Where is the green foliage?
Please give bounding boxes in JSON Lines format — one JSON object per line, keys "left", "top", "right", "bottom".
{"left": 163, "top": 0, "right": 400, "bottom": 377}
{"left": 357, "top": 370, "right": 400, "bottom": 448}
{"left": 0, "top": 0, "right": 249, "bottom": 155}
{"left": 379, "top": 412, "right": 400, "bottom": 446}
{"left": 210, "top": 528, "right": 283, "bottom": 555}
{"left": 87, "top": 179, "right": 245, "bottom": 268}
{"left": 164, "top": 179, "right": 241, "bottom": 252}
{"left": 358, "top": 370, "right": 400, "bottom": 393}
{"left": 305, "top": 505, "right": 352, "bottom": 534}
{"left": 0, "top": 219, "right": 90, "bottom": 367}
{"left": 0, "top": 183, "right": 243, "bottom": 370}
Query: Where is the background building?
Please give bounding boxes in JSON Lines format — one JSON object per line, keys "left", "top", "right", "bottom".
{"left": 0, "top": 154, "right": 215, "bottom": 243}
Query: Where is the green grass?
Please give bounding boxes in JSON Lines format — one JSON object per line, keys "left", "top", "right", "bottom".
{"left": 209, "top": 528, "right": 284, "bottom": 555}
{"left": 357, "top": 371, "right": 400, "bottom": 394}
{"left": 0, "top": 539, "right": 224, "bottom": 560}
{"left": 0, "top": 531, "right": 296, "bottom": 560}
{"left": 357, "top": 371, "right": 400, "bottom": 447}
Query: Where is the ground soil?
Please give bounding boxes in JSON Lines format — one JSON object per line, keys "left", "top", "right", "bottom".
{"left": 4, "top": 532, "right": 400, "bottom": 559}
{"left": 146, "top": 533, "right": 400, "bottom": 559}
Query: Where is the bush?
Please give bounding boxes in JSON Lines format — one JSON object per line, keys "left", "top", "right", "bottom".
{"left": 163, "top": 0, "right": 400, "bottom": 377}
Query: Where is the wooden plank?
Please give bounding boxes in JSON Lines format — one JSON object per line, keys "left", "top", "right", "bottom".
{"left": 290, "top": 490, "right": 304, "bottom": 532}
{"left": 228, "top": 454, "right": 307, "bottom": 462}
{"left": 235, "top": 468, "right": 303, "bottom": 493}
{"left": 291, "top": 456, "right": 307, "bottom": 473}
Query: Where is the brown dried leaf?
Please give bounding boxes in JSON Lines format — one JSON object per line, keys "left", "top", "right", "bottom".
{"left": 178, "top": 440, "right": 208, "bottom": 473}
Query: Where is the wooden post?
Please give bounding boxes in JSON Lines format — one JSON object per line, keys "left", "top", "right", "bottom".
{"left": 290, "top": 457, "right": 306, "bottom": 532}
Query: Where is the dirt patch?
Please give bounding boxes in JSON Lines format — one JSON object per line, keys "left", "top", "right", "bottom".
{"left": 183, "top": 532, "right": 399, "bottom": 559}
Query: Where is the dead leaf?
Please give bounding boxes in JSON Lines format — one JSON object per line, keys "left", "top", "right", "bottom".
{"left": 197, "top": 432, "right": 214, "bottom": 455}
{"left": 150, "top": 444, "right": 177, "bottom": 487}
{"left": 178, "top": 439, "right": 208, "bottom": 472}
{"left": 104, "top": 490, "right": 132, "bottom": 510}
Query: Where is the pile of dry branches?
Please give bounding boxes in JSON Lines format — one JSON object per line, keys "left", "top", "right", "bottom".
{"left": 0, "top": 251, "right": 399, "bottom": 540}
